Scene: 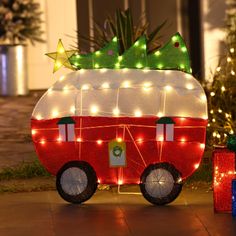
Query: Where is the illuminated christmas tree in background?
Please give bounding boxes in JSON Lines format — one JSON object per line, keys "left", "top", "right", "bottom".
{"left": 206, "top": 0, "right": 236, "bottom": 145}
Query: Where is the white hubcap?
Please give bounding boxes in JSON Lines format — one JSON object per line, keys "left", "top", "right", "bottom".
{"left": 60, "top": 167, "right": 88, "bottom": 196}
{"left": 145, "top": 168, "right": 174, "bottom": 198}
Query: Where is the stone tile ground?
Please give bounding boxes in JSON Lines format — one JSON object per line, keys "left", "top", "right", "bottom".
{"left": 0, "top": 91, "right": 45, "bottom": 168}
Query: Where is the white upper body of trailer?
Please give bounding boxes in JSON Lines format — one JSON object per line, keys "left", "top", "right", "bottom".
{"left": 32, "top": 69, "right": 208, "bottom": 120}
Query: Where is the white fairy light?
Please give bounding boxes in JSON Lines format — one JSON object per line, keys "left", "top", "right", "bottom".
{"left": 143, "top": 82, "right": 152, "bottom": 91}
{"left": 101, "top": 82, "right": 110, "bottom": 89}
{"left": 230, "top": 48, "right": 234, "bottom": 53}
{"left": 200, "top": 94, "right": 207, "bottom": 102}
{"left": 52, "top": 109, "right": 59, "bottom": 118}
{"left": 70, "top": 106, "right": 76, "bottom": 113}
{"left": 221, "top": 86, "right": 226, "bottom": 92}
{"left": 227, "top": 57, "right": 232, "bottom": 62}
{"left": 216, "top": 67, "right": 221, "bottom": 72}
{"left": 164, "top": 85, "right": 172, "bottom": 92}
{"left": 186, "top": 83, "right": 194, "bottom": 90}
{"left": 36, "top": 114, "right": 42, "bottom": 120}
{"left": 90, "top": 105, "right": 99, "bottom": 114}
{"left": 231, "top": 70, "right": 235, "bottom": 75}
{"left": 81, "top": 84, "right": 90, "bottom": 90}
{"left": 157, "top": 112, "right": 163, "bottom": 117}
{"left": 122, "top": 81, "right": 131, "bottom": 88}
{"left": 134, "top": 109, "right": 142, "bottom": 117}
{"left": 113, "top": 107, "right": 120, "bottom": 116}
{"left": 100, "top": 68, "right": 107, "bottom": 73}
{"left": 210, "top": 92, "right": 215, "bottom": 96}
{"left": 59, "top": 75, "right": 65, "bottom": 81}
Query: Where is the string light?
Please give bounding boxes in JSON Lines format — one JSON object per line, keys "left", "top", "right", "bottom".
{"left": 230, "top": 130, "right": 234, "bottom": 134}
{"left": 52, "top": 109, "right": 59, "bottom": 118}
{"left": 70, "top": 106, "right": 76, "bottom": 113}
{"left": 230, "top": 48, "right": 234, "bottom": 53}
{"left": 221, "top": 86, "right": 226, "bottom": 92}
{"left": 118, "top": 179, "right": 123, "bottom": 185}
{"left": 231, "top": 70, "right": 235, "bottom": 75}
{"left": 136, "top": 63, "right": 143, "bottom": 68}
{"left": 134, "top": 109, "right": 142, "bottom": 117}
{"left": 40, "top": 139, "right": 46, "bottom": 145}
{"left": 77, "top": 137, "right": 82, "bottom": 142}
{"left": 200, "top": 143, "right": 205, "bottom": 149}
{"left": 157, "top": 112, "right": 164, "bottom": 117}
{"left": 186, "top": 83, "right": 194, "bottom": 90}
{"left": 97, "top": 139, "right": 103, "bottom": 145}
{"left": 194, "top": 163, "right": 200, "bottom": 169}
{"left": 81, "top": 84, "right": 90, "bottom": 90}
{"left": 31, "top": 129, "right": 37, "bottom": 135}
{"left": 95, "top": 51, "right": 101, "bottom": 56}
{"left": 122, "top": 81, "right": 131, "bottom": 88}
{"left": 216, "top": 67, "right": 221, "bottom": 72}
{"left": 200, "top": 94, "right": 207, "bottom": 101}
{"left": 210, "top": 110, "right": 214, "bottom": 114}
{"left": 227, "top": 57, "right": 232, "bottom": 62}
{"left": 100, "top": 68, "right": 107, "bottom": 73}
{"left": 117, "top": 137, "right": 123, "bottom": 142}
{"left": 113, "top": 107, "right": 120, "bottom": 116}
{"left": 101, "top": 82, "right": 110, "bottom": 89}
{"left": 210, "top": 92, "right": 215, "bottom": 96}
{"left": 118, "top": 56, "right": 123, "bottom": 61}
{"left": 90, "top": 105, "right": 99, "bottom": 115}
{"left": 172, "top": 35, "right": 178, "bottom": 42}
{"left": 218, "top": 109, "right": 222, "bottom": 113}
{"left": 143, "top": 82, "right": 152, "bottom": 91}
{"left": 94, "top": 63, "right": 99, "bottom": 68}
{"left": 212, "top": 118, "right": 216, "bottom": 122}
{"left": 155, "top": 51, "right": 161, "bottom": 56}
{"left": 164, "top": 85, "right": 172, "bottom": 91}
{"left": 36, "top": 114, "right": 42, "bottom": 120}
{"left": 157, "top": 64, "right": 163, "bottom": 69}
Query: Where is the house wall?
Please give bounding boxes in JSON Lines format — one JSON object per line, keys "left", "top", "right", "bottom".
{"left": 27, "top": 0, "right": 77, "bottom": 90}
{"left": 200, "top": 0, "right": 226, "bottom": 81}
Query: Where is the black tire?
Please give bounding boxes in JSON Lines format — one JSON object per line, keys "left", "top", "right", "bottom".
{"left": 140, "top": 162, "right": 182, "bottom": 205}
{"left": 56, "top": 161, "right": 98, "bottom": 204}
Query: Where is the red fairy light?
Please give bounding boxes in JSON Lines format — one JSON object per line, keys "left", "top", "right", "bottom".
{"left": 77, "top": 137, "right": 82, "bottom": 142}
{"left": 40, "top": 139, "right": 46, "bottom": 145}
{"left": 97, "top": 139, "right": 103, "bottom": 145}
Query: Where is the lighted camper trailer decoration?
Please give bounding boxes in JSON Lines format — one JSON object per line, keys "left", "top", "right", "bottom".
{"left": 31, "top": 33, "right": 208, "bottom": 205}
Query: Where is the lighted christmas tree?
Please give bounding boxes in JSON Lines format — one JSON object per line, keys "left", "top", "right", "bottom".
{"left": 207, "top": 0, "right": 236, "bottom": 145}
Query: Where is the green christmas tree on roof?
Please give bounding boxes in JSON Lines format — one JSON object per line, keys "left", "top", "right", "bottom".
{"left": 47, "top": 32, "right": 192, "bottom": 74}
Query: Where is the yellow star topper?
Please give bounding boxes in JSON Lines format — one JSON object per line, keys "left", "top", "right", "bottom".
{"left": 46, "top": 39, "right": 78, "bottom": 73}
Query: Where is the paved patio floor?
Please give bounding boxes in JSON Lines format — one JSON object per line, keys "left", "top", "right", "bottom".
{"left": 0, "top": 187, "right": 235, "bottom": 236}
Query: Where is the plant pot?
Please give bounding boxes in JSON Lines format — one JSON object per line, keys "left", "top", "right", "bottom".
{"left": 0, "top": 45, "right": 28, "bottom": 96}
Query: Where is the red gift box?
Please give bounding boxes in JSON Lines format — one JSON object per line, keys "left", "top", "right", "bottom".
{"left": 213, "top": 148, "right": 236, "bottom": 212}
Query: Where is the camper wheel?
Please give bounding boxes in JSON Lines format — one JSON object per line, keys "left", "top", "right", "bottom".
{"left": 140, "top": 162, "right": 182, "bottom": 205}
{"left": 56, "top": 161, "right": 98, "bottom": 204}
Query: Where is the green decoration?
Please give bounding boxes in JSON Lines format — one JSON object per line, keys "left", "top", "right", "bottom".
{"left": 119, "top": 36, "right": 147, "bottom": 69}
{"left": 57, "top": 117, "right": 75, "bottom": 125}
{"left": 69, "top": 37, "right": 119, "bottom": 69}
{"left": 227, "top": 135, "right": 236, "bottom": 152}
{"left": 51, "top": 32, "right": 191, "bottom": 73}
{"left": 147, "top": 33, "right": 191, "bottom": 73}
{"left": 156, "top": 117, "right": 175, "bottom": 124}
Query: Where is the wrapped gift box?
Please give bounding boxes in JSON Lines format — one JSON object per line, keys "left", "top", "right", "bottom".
{"left": 213, "top": 148, "right": 235, "bottom": 212}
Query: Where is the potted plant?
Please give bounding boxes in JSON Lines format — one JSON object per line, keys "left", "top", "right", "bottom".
{"left": 0, "top": 0, "right": 44, "bottom": 96}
